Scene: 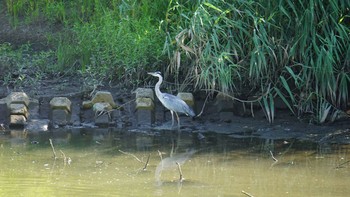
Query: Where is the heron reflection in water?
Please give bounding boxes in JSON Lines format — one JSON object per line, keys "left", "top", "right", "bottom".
{"left": 148, "top": 71, "right": 195, "bottom": 128}
{"left": 155, "top": 149, "right": 197, "bottom": 185}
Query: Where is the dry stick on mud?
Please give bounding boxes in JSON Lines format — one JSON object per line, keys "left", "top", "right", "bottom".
{"left": 199, "top": 84, "right": 272, "bottom": 117}
{"left": 175, "top": 162, "right": 184, "bottom": 182}
{"left": 60, "top": 150, "right": 67, "bottom": 164}
{"left": 143, "top": 154, "right": 150, "bottom": 171}
{"left": 270, "top": 150, "right": 278, "bottom": 162}
{"left": 242, "top": 190, "right": 254, "bottom": 197}
{"left": 60, "top": 150, "right": 72, "bottom": 166}
{"left": 201, "top": 83, "right": 271, "bottom": 104}
{"left": 335, "top": 160, "right": 350, "bottom": 169}
{"left": 118, "top": 150, "right": 144, "bottom": 163}
{"left": 49, "top": 139, "right": 57, "bottom": 159}
{"left": 157, "top": 150, "right": 163, "bottom": 161}
{"left": 157, "top": 150, "right": 164, "bottom": 177}
{"left": 195, "top": 93, "right": 210, "bottom": 117}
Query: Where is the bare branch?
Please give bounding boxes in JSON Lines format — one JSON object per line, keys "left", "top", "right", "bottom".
{"left": 119, "top": 150, "right": 144, "bottom": 163}
{"left": 176, "top": 162, "right": 184, "bottom": 182}
{"left": 49, "top": 139, "right": 57, "bottom": 159}
{"left": 242, "top": 190, "right": 254, "bottom": 197}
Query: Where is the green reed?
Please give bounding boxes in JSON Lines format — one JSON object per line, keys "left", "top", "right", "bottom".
{"left": 164, "top": 0, "right": 350, "bottom": 123}
{"left": 3, "top": 0, "right": 349, "bottom": 123}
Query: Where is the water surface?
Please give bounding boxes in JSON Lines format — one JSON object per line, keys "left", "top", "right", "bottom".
{"left": 0, "top": 128, "right": 349, "bottom": 196}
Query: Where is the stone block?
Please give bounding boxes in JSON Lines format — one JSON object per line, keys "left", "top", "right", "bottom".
{"left": 214, "top": 93, "right": 234, "bottom": 112}
{"left": 95, "top": 112, "right": 111, "bottom": 127}
{"left": 9, "top": 103, "right": 29, "bottom": 118}
{"left": 135, "top": 97, "right": 154, "bottom": 110}
{"left": 82, "top": 100, "right": 93, "bottom": 109}
{"left": 91, "top": 91, "right": 116, "bottom": 108}
{"left": 7, "top": 92, "right": 30, "bottom": 107}
{"left": 177, "top": 92, "right": 195, "bottom": 107}
{"left": 10, "top": 114, "right": 27, "bottom": 126}
{"left": 135, "top": 88, "right": 154, "bottom": 101}
{"left": 52, "top": 109, "right": 70, "bottom": 126}
{"left": 93, "top": 102, "right": 113, "bottom": 127}
{"left": 136, "top": 109, "right": 154, "bottom": 126}
{"left": 93, "top": 102, "right": 113, "bottom": 113}
{"left": 50, "top": 97, "right": 72, "bottom": 112}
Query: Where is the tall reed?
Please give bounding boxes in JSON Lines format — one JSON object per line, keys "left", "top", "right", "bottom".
{"left": 164, "top": 0, "right": 350, "bottom": 123}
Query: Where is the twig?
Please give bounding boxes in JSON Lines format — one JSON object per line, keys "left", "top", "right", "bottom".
{"left": 270, "top": 150, "right": 278, "bottom": 162}
{"left": 196, "top": 94, "right": 210, "bottom": 117}
{"left": 200, "top": 84, "right": 271, "bottom": 103}
{"left": 119, "top": 150, "right": 144, "bottom": 163}
{"left": 49, "top": 139, "right": 57, "bottom": 159}
{"left": 143, "top": 154, "right": 150, "bottom": 171}
{"left": 157, "top": 150, "right": 163, "bottom": 161}
{"left": 60, "top": 150, "right": 71, "bottom": 166}
{"left": 242, "top": 190, "right": 254, "bottom": 197}
{"left": 176, "top": 162, "right": 183, "bottom": 182}
{"left": 60, "top": 150, "right": 67, "bottom": 165}
{"left": 335, "top": 160, "right": 350, "bottom": 169}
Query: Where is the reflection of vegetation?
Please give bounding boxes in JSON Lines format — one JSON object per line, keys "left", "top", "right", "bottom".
{"left": 3, "top": 0, "right": 350, "bottom": 123}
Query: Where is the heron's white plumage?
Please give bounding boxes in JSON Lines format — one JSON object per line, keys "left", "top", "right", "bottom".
{"left": 148, "top": 71, "right": 195, "bottom": 127}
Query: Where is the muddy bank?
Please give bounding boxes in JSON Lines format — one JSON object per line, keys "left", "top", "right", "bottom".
{"left": 0, "top": 7, "right": 349, "bottom": 145}
{"left": 0, "top": 76, "right": 349, "bottom": 146}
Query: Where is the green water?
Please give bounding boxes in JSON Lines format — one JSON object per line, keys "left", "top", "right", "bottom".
{"left": 0, "top": 129, "right": 349, "bottom": 197}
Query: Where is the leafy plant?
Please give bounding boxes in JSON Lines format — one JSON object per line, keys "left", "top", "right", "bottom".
{"left": 164, "top": 0, "right": 350, "bottom": 123}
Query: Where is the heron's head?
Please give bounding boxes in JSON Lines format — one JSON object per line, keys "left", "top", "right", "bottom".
{"left": 147, "top": 71, "right": 162, "bottom": 77}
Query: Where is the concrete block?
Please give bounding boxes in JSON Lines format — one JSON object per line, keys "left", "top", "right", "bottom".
{"left": 50, "top": 97, "right": 72, "bottom": 112}
{"left": 82, "top": 100, "right": 93, "bottom": 109}
{"left": 9, "top": 103, "right": 29, "bottom": 118}
{"left": 91, "top": 91, "right": 116, "bottom": 108}
{"left": 93, "top": 102, "right": 113, "bottom": 113}
{"left": 136, "top": 109, "right": 154, "bottom": 126}
{"left": 95, "top": 113, "right": 111, "bottom": 127}
{"left": 135, "top": 97, "right": 154, "bottom": 110}
{"left": 135, "top": 88, "right": 154, "bottom": 101}
{"left": 214, "top": 93, "right": 234, "bottom": 112}
{"left": 52, "top": 109, "right": 70, "bottom": 126}
{"left": 177, "top": 92, "right": 195, "bottom": 107}
{"left": 10, "top": 114, "right": 27, "bottom": 126}
{"left": 7, "top": 92, "right": 30, "bottom": 107}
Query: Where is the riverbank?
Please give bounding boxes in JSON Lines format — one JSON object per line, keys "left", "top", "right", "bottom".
{"left": 0, "top": 6, "right": 349, "bottom": 145}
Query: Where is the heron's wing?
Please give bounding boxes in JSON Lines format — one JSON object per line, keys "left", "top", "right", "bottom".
{"left": 161, "top": 93, "right": 185, "bottom": 105}
{"left": 161, "top": 93, "right": 195, "bottom": 117}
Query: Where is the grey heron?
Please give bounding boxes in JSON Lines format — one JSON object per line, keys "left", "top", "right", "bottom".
{"left": 148, "top": 71, "right": 195, "bottom": 127}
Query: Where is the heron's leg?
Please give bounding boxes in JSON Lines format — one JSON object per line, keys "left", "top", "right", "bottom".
{"left": 170, "top": 110, "right": 175, "bottom": 127}
{"left": 174, "top": 112, "right": 180, "bottom": 128}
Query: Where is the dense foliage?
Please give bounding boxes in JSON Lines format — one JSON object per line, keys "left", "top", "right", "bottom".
{"left": 2, "top": 0, "right": 349, "bottom": 123}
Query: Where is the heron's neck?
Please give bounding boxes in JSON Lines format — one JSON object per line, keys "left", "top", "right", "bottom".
{"left": 155, "top": 76, "right": 163, "bottom": 98}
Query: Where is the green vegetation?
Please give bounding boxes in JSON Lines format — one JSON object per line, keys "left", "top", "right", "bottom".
{"left": 163, "top": 0, "right": 350, "bottom": 123}
{"left": 0, "top": 43, "right": 55, "bottom": 88}
{"left": 1, "top": 0, "right": 349, "bottom": 123}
